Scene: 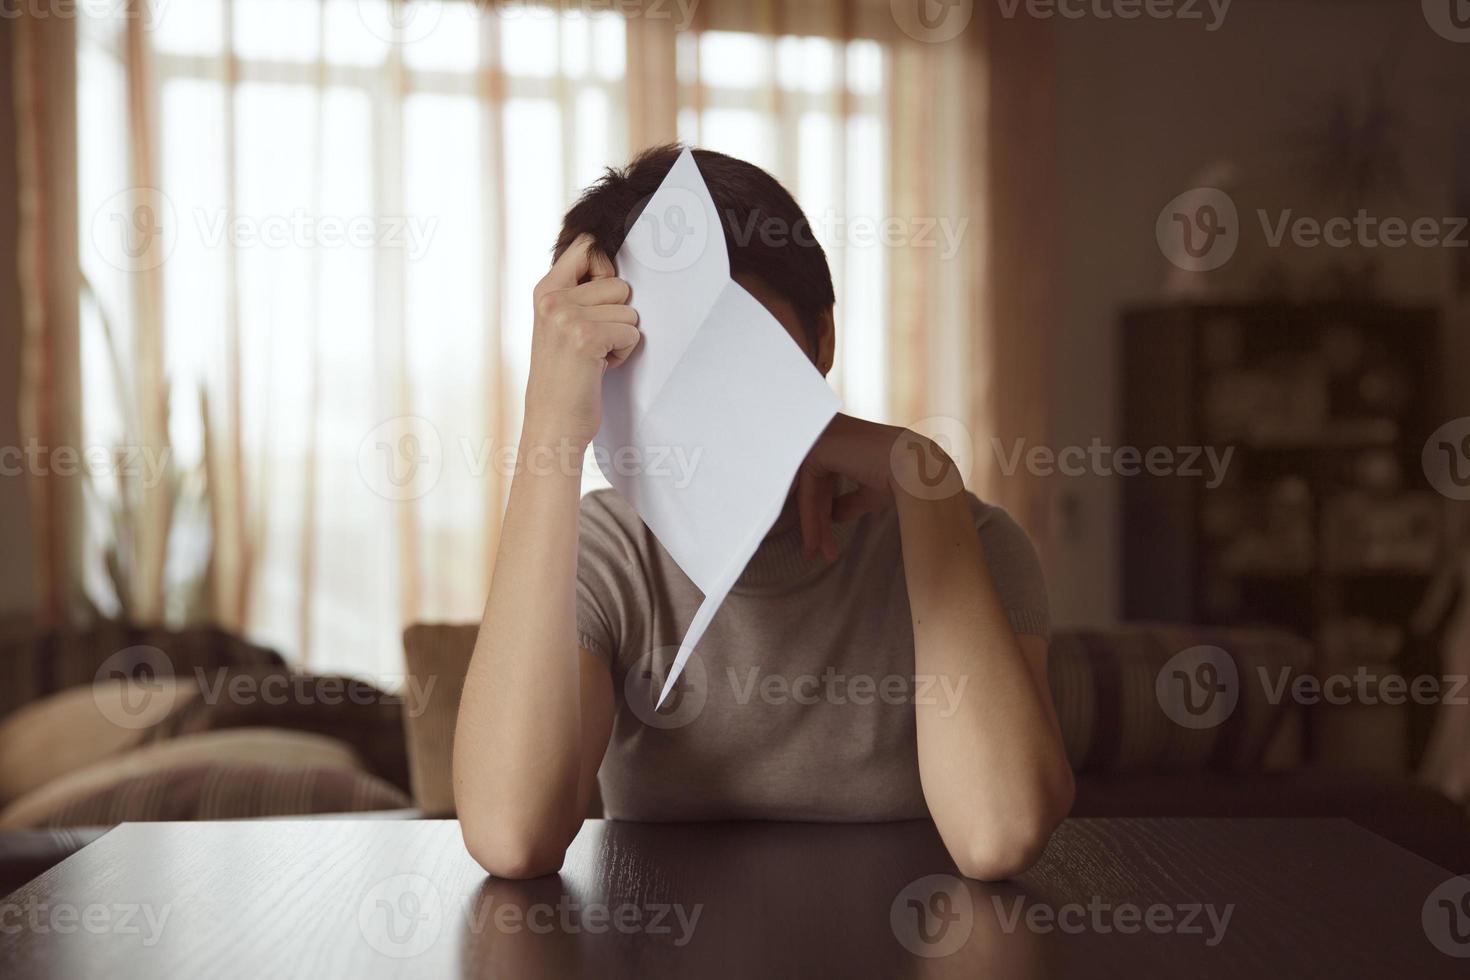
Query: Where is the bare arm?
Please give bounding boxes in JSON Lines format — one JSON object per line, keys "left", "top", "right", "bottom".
{"left": 798, "top": 416, "right": 1074, "bottom": 880}
{"left": 453, "top": 236, "right": 639, "bottom": 878}
{"left": 891, "top": 443, "right": 1073, "bottom": 880}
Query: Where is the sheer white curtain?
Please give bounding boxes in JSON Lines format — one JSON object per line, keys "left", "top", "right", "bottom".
{"left": 70, "top": 0, "right": 904, "bottom": 680}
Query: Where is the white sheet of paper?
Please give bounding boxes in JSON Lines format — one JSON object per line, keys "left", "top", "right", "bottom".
{"left": 595, "top": 149, "right": 840, "bottom": 708}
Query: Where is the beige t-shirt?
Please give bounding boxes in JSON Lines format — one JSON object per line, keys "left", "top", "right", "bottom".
{"left": 575, "top": 488, "right": 1049, "bottom": 822}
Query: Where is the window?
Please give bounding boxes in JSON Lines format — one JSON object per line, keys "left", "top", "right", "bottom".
{"left": 76, "top": 2, "right": 887, "bottom": 676}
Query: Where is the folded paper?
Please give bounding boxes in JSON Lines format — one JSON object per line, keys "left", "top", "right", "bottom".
{"left": 597, "top": 149, "right": 841, "bottom": 708}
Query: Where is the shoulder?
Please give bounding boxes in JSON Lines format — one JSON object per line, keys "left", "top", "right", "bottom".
{"left": 578, "top": 488, "right": 657, "bottom": 564}
{"left": 962, "top": 493, "right": 1043, "bottom": 567}
{"left": 961, "top": 493, "right": 1050, "bottom": 636}
{"left": 964, "top": 493, "right": 1030, "bottom": 541}
{"left": 855, "top": 491, "right": 1041, "bottom": 571}
{"left": 579, "top": 487, "right": 640, "bottom": 530}
{"left": 576, "top": 490, "right": 640, "bottom": 537}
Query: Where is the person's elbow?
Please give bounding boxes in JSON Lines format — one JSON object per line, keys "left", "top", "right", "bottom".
{"left": 953, "top": 769, "right": 1075, "bottom": 881}
{"left": 460, "top": 818, "right": 567, "bottom": 879}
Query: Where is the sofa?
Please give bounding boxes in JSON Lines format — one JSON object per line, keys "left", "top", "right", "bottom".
{"left": 0, "top": 621, "right": 414, "bottom": 893}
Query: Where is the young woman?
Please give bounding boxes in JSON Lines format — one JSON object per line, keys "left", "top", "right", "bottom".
{"left": 452, "top": 146, "right": 1074, "bottom": 881}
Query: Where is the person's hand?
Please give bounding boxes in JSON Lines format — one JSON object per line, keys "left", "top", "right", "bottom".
{"left": 523, "top": 234, "right": 641, "bottom": 449}
{"left": 795, "top": 414, "right": 959, "bottom": 561}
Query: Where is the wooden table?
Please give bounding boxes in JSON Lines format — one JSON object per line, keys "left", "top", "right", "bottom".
{"left": 1, "top": 818, "right": 1465, "bottom": 978}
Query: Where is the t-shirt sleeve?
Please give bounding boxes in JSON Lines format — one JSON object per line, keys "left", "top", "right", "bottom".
{"left": 970, "top": 498, "right": 1050, "bottom": 639}
{"left": 575, "top": 492, "right": 640, "bottom": 664}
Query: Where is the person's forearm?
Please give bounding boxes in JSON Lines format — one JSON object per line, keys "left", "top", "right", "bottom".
{"left": 453, "top": 423, "right": 586, "bottom": 871}
{"left": 894, "top": 453, "right": 1074, "bottom": 880}
{"left": 452, "top": 235, "right": 635, "bottom": 876}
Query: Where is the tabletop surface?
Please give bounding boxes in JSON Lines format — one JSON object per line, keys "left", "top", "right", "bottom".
{"left": 1, "top": 816, "right": 1466, "bottom": 978}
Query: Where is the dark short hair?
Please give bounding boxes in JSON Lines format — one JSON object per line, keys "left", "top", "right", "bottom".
{"left": 553, "top": 144, "right": 835, "bottom": 346}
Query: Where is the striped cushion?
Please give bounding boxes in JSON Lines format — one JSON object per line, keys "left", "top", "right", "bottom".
{"left": 0, "top": 677, "right": 204, "bottom": 804}
{"left": 144, "top": 668, "right": 411, "bottom": 793}
{"left": 0, "top": 729, "right": 410, "bottom": 828}
{"left": 1049, "top": 625, "right": 1312, "bottom": 774}
{"left": 12, "top": 765, "right": 410, "bottom": 827}
{"left": 0, "top": 621, "right": 286, "bottom": 724}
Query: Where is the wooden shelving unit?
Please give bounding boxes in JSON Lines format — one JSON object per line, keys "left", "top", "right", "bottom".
{"left": 1120, "top": 302, "right": 1444, "bottom": 771}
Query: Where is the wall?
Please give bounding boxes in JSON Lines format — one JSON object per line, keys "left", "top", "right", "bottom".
{"left": 1045, "top": 0, "right": 1470, "bottom": 627}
